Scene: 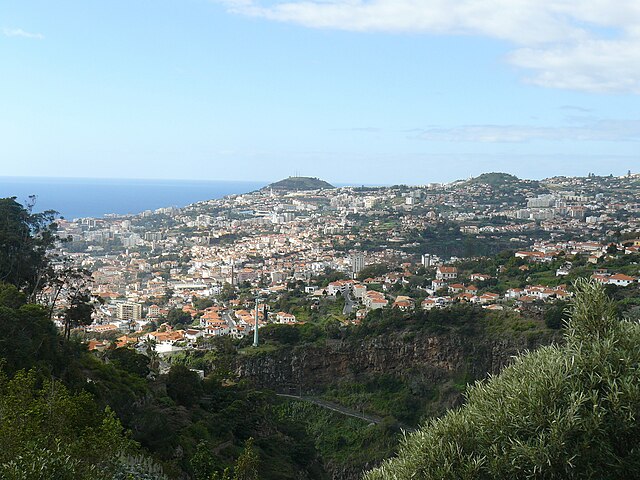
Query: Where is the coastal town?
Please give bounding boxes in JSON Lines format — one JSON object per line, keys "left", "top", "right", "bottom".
{"left": 49, "top": 172, "right": 640, "bottom": 354}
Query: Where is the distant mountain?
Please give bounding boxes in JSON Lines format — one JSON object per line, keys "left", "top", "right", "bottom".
{"left": 466, "top": 172, "right": 520, "bottom": 186}
{"left": 265, "top": 176, "right": 335, "bottom": 191}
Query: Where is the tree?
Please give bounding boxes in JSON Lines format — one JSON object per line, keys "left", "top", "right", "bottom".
{"left": 233, "top": 438, "right": 259, "bottom": 480}
{"left": 0, "top": 369, "right": 139, "bottom": 480}
{"left": 606, "top": 243, "right": 619, "bottom": 255}
{"left": 0, "top": 197, "right": 60, "bottom": 300}
{"left": 0, "top": 283, "right": 60, "bottom": 374}
{"left": 543, "top": 300, "right": 569, "bottom": 329}
{"left": 166, "top": 307, "right": 192, "bottom": 327}
{"left": 366, "top": 279, "right": 640, "bottom": 480}
{"left": 60, "top": 276, "right": 101, "bottom": 341}
{"left": 165, "top": 364, "right": 203, "bottom": 407}
{"left": 107, "top": 347, "right": 150, "bottom": 378}
{"left": 143, "top": 337, "right": 160, "bottom": 376}
{"left": 218, "top": 282, "right": 237, "bottom": 302}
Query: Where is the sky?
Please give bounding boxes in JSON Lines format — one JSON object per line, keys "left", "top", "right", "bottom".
{"left": 1, "top": 0, "right": 639, "bottom": 185}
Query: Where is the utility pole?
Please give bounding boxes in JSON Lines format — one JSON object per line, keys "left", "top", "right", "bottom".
{"left": 253, "top": 295, "right": 259, "bottom": 347}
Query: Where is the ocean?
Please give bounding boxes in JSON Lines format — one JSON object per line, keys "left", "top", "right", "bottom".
{"left": 0, "top": 177, "right": 267, "bottom": 220}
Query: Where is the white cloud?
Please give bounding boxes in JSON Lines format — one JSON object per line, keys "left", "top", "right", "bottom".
{"left": 414, "top": 119, "right": 640, "bottom": 142}
{"left": 2, "top": 28, "right": 45, "bottom": 40}
{"left": 218, "top": 0, "right": 640, "bottom": 93}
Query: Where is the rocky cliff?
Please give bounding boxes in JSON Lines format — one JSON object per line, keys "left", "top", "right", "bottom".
{"left": 235, "top": 330, "right": 557, "bottom": 404}
{"left": 233, "top": 329, "right": 558, "bottom": 480}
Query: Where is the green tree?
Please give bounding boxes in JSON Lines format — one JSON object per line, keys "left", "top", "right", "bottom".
{"left": 165, "top": 364, "right": 203, "bottom": 407}
{"left": 143, "top": 337, "right": 160, "bottom": 376}
{"left": 234, "top": 437, "right": 259, "bottom": 480}
{"left": 0, "top": 283, "right": 60, "bottom": 374}
{"left": 107, "top": 347, "right": 150, "bottom": 377}
{"left": 366, "top": 279, "right": 640, "bottom": 480}
{"left": 543, "top": 300, "right": 569, "bottom": 330}
{"left": 0, "top": 197, "right": 60, "bottom": 300}
{"left": 62, "top": 288, "right": 98, "bottom": 341}
{"left": 218, "top": 282, "right": 237, "bottom": 302}
{"left": 166, "top": 307, "right": 193, "bottom": 327}
{"left": 0, "top": 369, "right": 139, "bottom": 480}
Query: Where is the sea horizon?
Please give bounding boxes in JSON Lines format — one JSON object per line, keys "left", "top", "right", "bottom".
{"left": 0, "top": 176, "right": 268, "bottom": 220}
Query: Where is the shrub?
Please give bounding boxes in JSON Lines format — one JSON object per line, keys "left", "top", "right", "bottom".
{"left": 366, "top": 279, "right": 640, "bottom": 479}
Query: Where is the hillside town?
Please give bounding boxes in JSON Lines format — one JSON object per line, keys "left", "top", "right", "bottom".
{"left": 49, "top": 172, "right": 640, "bottom": 353}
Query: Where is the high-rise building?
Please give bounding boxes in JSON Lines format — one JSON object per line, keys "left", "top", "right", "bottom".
{"left": 117, "top": 302, "right": 142, "bottom": 321}
{"left": 351, "top": 253, "right": 365, "bottom": 277}
{"left": 527, "top": 195, "right": 555, "bottom": 208}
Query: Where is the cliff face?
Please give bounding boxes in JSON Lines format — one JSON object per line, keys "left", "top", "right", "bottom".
{"left": 234, "top": 330, "right": 557, "bottom": 480}
{"left": 235, "top": 331, "right": 555, "bottom": 397}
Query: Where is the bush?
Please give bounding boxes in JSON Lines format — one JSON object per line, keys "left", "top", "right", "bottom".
{"left": 366, "top": 279, "right": 640, "bottom": 479}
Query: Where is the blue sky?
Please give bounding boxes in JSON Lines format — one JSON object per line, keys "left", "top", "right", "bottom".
{"left": 1, "top": 0, "right": 639, "bottom": 185}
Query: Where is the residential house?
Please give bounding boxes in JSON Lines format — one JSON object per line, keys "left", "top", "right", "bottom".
{"left": 435, "top": 266, "right": 458, "bottom": 280}
{"left": 392, "top": 296, "right": 415, "bottom": 311}
{"left": 276, "top": 312, "right": 297, "bottom": 324}
{"left": 363, "top": 291, "right": 388, "bottom": 310}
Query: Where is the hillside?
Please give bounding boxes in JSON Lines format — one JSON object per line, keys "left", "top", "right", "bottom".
{"left": 463, "top": 171, "right": 548, "bottom": 200}
{"left": 365, "top": 281, "right": 640, "bottom": 480}
{"left": 466, "top": 172, "right": 520, "bottom": 186}
{"left": 265, "top": 176, "right": 334, "bottom": 191}
{"left": 209, "top": 305, "right": 561, "bottom": 478}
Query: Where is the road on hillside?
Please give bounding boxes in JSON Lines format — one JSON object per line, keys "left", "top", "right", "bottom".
{"left": 342, "top": 290, "right": 355, "bottom": 315}
{"left": 222, "top": 310, "right": 236, "bottom": 330}
{"left": 277, "top": 394, "right": 418, "bottom": 432}
{"left": 278, "top": 394, "right": 382, "bottom": 424}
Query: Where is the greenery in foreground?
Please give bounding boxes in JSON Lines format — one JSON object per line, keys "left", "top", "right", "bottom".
{"left": 275, "top": 400, "right": 398, "bottom": 470}
{"left": 365, "top": 279, "right": 640, "bottom": 479}
{"left": 0, "top": 198, "right": 325, "bottom": 479}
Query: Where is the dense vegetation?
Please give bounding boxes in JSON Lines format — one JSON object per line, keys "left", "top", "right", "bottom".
{"left": 0, "top": 198, "right": 327, "bottom": 479}
{"left": 2, "top": 196, "right": 638, "bottom": 479}
{"left": 265, "top": 176, "right": 334, "bottom": 191}
{"left": 365, "top": 280, "right": 640, "bottom": 479}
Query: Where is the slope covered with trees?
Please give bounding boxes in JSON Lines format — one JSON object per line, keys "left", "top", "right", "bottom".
{"left": 0, "top": 198, "right": 323, "bottom": 479}
{"left": 365, "top": 279, "right": 640, "bottom": 479}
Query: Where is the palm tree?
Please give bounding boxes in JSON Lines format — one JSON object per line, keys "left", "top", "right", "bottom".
{"left": 143, "top": 336, "right": 159, "bottom": 377}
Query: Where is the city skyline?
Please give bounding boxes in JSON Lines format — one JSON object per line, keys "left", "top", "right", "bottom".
{"left": 1, "top": 0, "right": 639, "bottom": 184}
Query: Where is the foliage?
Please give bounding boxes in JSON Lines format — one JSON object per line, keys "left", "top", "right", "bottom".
{"left": 0, "top": 283, "right": 61, "bottom": 374}
{"left": 106, "top": 347, "right": 150, "bottom": 378}
{"left": 543, "top": 300, "right": 569, "bottom": 330}
{"left": 193, "top": 297, "right": 215, "bottom": 311}
{"left": 166, "top": 308, "right": 193, "bottom": 327}
{"left": 357, "top": 263, "right": 392, "bottom": 281}
{"left": 276, "top": 400, "right": 397, "bottom": 471}
{"left": 165, "top": 365, "right": 203, "bottom": 407}
{"left": 323, "top": 375, "right": 430, "bottom": 425}
{"left": 0, "top": 197, "right": 60, "bottom": 299}
{"left": 259, "top": 324, "right": 301, "bottom": 345}
{"left": 0, "top": 369, "right": 140, "bottom": 480}
{"left": 267, "top": 177, "right": 334, "bottom": 191}
{"left": 217, "top": 283, "right": 237, "bottom": 302}
{"left": 365, "top": 280, "right": 640, "bottom": 479}
{"left": 234, "top": 437, "right": 260, "bottom": 480}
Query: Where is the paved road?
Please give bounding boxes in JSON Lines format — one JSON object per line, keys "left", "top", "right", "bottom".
{"left": 342, "top": 290, "right": 356, "bottom": 315}
{"left": 222, "top": 310, "right": 236, "bottom": 329}
{"left": 277, "top": 394, "right": 418, "bottom": 432}
{"left": 278, "top": 394, "right": 382, "bottom": 424}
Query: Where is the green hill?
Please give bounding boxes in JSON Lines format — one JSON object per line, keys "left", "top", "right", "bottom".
{"left": 467, "top": 172, "right": 520, "bottom": 186}
{"left": 265, "top": 176, "right": 334, "bottom": 191}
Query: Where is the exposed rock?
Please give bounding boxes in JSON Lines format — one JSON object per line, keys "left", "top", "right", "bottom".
{"left": 235, "top": 332, "right": 554, "bottom": 397}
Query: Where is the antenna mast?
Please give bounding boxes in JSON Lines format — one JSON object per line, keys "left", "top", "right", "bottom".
{"left": 253, "top": 296, "right": 259, "bottom": 347}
